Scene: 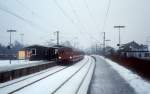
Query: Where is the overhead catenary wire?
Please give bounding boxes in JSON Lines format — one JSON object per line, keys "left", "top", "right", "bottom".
{"left": 53, "top": 0, "right": 75, "bottom": 25}
{"left": 67, "top": 0, "right": 99, "bottom": 42}
{"left": 15, "top": 0, "right": 57, "bottom": 30}
{"left": 53, "top": 0, "right": 91, "bottom": 40}
{"left": 101, "top": 0, "right": 111, "bottom": 32}
{"left": 15, "top": 0, "right": 36, "bottom": 15}
{"left": 0, "top": 4, "right": 54, "bottom": 33}
{"left": 83, "top": 0, "right": 100, "bottom": 32}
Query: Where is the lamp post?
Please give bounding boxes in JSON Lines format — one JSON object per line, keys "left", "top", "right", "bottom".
{"left": 7, "top": 30, "right": 16, "bottom": 64}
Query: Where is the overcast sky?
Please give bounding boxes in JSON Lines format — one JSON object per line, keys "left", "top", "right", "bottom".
{"left": 0, "top": 0, "right": 150, "bottom": 49}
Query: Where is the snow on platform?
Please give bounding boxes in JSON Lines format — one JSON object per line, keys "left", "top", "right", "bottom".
{"left": 101, "top": 56, "right": 150, "bottom": 94}
{"left": 0, "top": 66, "right": 65, "bottom": 94}
{"left": 0, "top": 60, "right": 52, "bottom": 72}
{"left": 89, "top": 55, "right": 136, "bottom": 94}
{"left": 0, "top": 60, "right": 41, "bottom": 66}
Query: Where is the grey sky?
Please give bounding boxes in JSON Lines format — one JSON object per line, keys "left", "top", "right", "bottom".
{"left": 0, "top": 0, "right": 150, "bottom": 49}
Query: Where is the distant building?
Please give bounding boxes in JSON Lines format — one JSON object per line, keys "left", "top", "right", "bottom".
{"left": 105, "top": 46, "right": 115, "bottom": 55}
{"left": 17, "top": 50, "right": 31, "bottom": 60}
{"left": 119, "top": 41, "right": 150, "bottom": 60}
{"left": 17, "top": 45, "right": 47, "bottom": 60}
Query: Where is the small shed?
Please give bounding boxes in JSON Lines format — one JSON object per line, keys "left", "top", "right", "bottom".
{"left": 24, "top": 45, "right": 48, "bottom": 61}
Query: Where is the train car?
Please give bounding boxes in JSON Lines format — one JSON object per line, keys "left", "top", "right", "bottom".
{"left": 46, "top": 47, "right": 58, "bottom": 60}
{"left": 55, "top": 45, "right": 84, "bottom": 65}
{"left": 20, "top": 45, "right": 84, "bottom": 65}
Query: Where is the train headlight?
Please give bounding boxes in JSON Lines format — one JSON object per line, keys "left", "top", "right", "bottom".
{"left": 58, "top": 56, "right": 61, "bottom": 59}
{"left": 70, "top": 56, "right": 73, "bottom": 59}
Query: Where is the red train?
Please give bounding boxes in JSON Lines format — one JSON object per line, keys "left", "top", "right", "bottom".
{"left": 23, "top": 45, "right": 84, "bottom": 65}
{"left": 56, "top": 46, "right": 84, "bottom": 65}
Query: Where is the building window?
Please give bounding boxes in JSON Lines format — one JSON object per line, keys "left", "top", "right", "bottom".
{"left": 145, "top": 53, "right": 150, "bottom": 57}
{"left": 31, "top": 49, "right": 36, "bottom": 55}
{"left": 138, "top": 53, "right": 141, "bottom": 57}
{"left": 145, "top": 53, "right": 147, "bottom": 57}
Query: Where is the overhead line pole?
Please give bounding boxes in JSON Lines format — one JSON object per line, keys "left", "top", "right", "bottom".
{"left": 20, "top": 33, "right": 24, "bottom": 45}
{"left": 103, "top": 32, "right": 106, "bottom": 56}
{"left": 56, "top": 31, "right": 59, "bottom": 45}
{"left": 114, "top": 25, "right": 125, "bottom": 49}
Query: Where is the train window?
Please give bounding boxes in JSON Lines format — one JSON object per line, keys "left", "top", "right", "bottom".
{"left": 45, "top": 50, "right": 48, "bottom": 55}
{"left": 55, "top": 49, "right": 58, "bottom": 54}
{"left": 31, "top": 49, "right": 36, "bottom": 55}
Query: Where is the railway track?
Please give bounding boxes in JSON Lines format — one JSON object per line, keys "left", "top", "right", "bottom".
{"left": 8, "top": 66, "right": 68, "bottom": 94}
{"left": 51, "top": 58, "right": 91, "bottom": 94}
{"left": 52, "top": 56, "right": 96, "bottom": 94}
{"left": 0, "top": 61, "right": 56, "bottom": 83}
{"left": 75, "top": 60, "right": 95, "bottom": 94}
{"left": 0, "top": 66, "right": 65, "bottom": 88}
{"left": 0, "top": 56, "right": 89, "bottom": 94}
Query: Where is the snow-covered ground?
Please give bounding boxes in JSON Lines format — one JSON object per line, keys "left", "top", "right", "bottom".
{"left": 0, "top": 60, "right": 44, "bottom": 67}
{"left": 76, "top": 57, "right": 95, "bottom": 94}
{"left": 55, "top": 56, "right": 95, "bottom": 94}
{"left": 0, "top": 60, "right": 50, "bottom": 72}
{"left": 99, "top": 56, "right": 150, "bottom": 94}
{"left": 0, "top": 66, "right": 65, "bottom": 94}
{"left": 0, "top": 56, "right": 95, "bottom": 94}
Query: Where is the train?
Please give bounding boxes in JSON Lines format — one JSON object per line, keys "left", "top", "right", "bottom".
{"left": 20, "top": 45, "right": 84, "bottom": 65}
{"left": 56, "top": 46, "right": 84, "bottom": 64}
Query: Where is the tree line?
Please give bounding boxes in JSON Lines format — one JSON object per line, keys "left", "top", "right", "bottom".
{"left": 0, "top": 41, "right": 24, "bottom": 59}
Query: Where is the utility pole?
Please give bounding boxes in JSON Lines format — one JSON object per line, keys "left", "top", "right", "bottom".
{"left": 20, "top": 33, "right": 24, "bottom": 45}
{"left": 55, "top": 31, "right": 59, "bottom": 45}
{"left": 102, "top": 32, "right": 105, "bottom": 56}
{"left": 95, "top": 43, "right": 98, "bottom": 54}
{"left": 114, "top": 25, "right": 125, "bottom": 49}
{"left": 7, "top": 30, "right": 16, "bottom": 64}
{"left": 105, "top": 39, "right": 111, "bottom": 47}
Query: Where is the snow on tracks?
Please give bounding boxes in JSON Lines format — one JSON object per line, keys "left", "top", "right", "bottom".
{"left": 0, "top": 56, "right": 95, "bottom": 94}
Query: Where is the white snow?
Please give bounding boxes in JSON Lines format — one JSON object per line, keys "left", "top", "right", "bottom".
{"left": 14, "top": 56, "right": 89, "bottom": 94}
{"left": 0, "top": 66, "right": 65, "bottom": 94}
{"left": 99, "top": 56, "right": 150, "bottom": 94}
{"left": 0, "top": 56, "right": 95, "bottom": 94}
{"left": 0, "top": 60, "right": 50, "bottom": 72}
{"left": 55, "top": 57, "right": 95, "bottom": 94}
{"left": 0, "top": 60, "right": 44, "bottom": 67}
{"left": 77, "top": 57, "right": 95, "bottom": 94}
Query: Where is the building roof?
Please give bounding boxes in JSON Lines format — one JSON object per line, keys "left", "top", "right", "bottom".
{"left": 119, "top": 41, "right": 148, "bottom": 52}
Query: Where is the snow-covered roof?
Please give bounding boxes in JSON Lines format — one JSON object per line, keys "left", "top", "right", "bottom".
{"left": 119, "top": 41, "right": 148, "bottom": 52}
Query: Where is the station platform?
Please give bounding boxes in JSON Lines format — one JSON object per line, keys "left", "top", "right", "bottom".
{"left": 88, "top": 56, "right": 136, "bottom": 94}
{"left": 0, "top": 61, "right": 53, "bottom": 73}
